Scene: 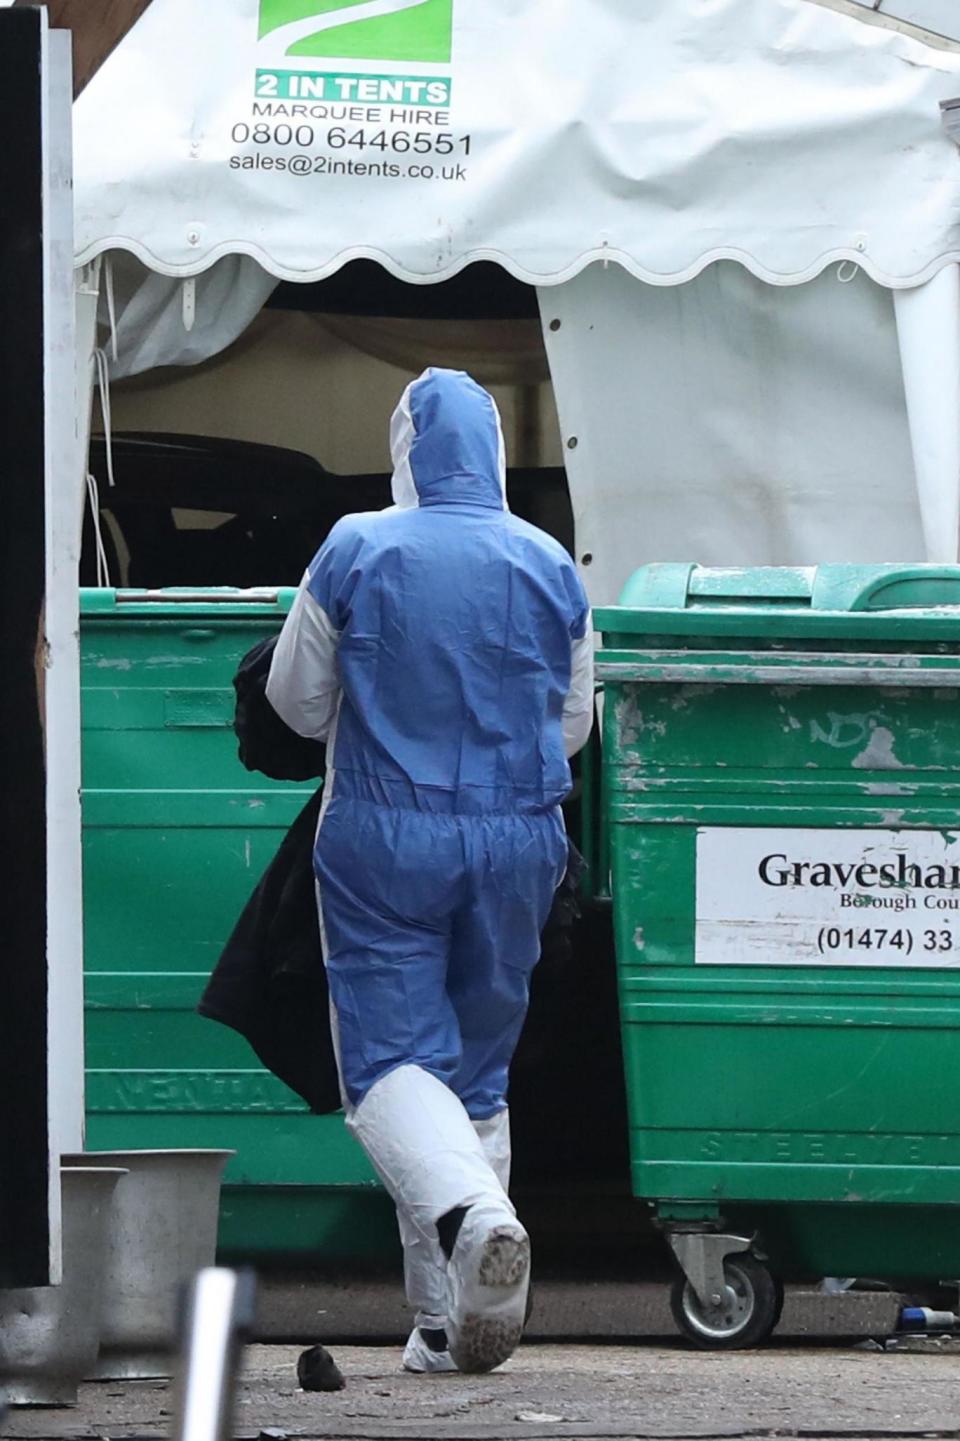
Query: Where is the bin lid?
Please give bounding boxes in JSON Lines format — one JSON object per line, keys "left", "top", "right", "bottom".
{"left": 595, "top": 564, "right": 960, "bottom": 644}
{"left": 80, "top": 587, "right": 298, "bottom": 619}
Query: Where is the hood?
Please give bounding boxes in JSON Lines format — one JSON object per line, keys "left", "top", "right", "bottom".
{"left": 389, "top": 369, "right": 507, "bottom": 511}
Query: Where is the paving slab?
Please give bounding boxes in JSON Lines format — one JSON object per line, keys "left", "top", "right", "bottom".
{"left": 5, "top": 1339, "right": 960, "bottom": 1441}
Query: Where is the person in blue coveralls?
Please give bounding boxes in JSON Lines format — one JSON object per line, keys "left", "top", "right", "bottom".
{"left": 266, "top": 368, "right": 595, "bottom": 1375}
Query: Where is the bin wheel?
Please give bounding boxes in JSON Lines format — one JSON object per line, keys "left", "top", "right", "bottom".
{"left": 670, "top": 1253, "right": 780, "bottom": 1350}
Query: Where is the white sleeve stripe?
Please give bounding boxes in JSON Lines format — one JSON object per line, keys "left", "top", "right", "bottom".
{"left": 562, "top": 615, "right": 595, "bottom": 759}
{"left": 266, "top": 583, "right": 341, "bottom": 742}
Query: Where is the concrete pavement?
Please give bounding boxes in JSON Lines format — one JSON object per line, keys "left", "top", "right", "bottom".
{"left": 5, "top": 1336, "right": 960, "bottom": 1441}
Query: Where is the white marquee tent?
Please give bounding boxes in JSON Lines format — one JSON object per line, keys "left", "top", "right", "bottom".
{"left": 67, "top": 0, "right": 960, "bottom": 603}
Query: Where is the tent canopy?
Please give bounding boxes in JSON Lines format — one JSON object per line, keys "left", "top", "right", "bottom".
{"left": 74, "top": 0, "right": 960, "bottom": 288}
{"left": 69, "top": 0, "right": 960, "bottom": 597}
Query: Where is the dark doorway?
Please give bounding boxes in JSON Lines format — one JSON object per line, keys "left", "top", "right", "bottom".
{"left": 0, "top": 7, "right": 53, "bottom": 1287}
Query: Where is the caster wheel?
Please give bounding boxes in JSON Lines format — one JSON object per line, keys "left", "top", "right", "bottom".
{"left": 670, "top": 1253, "right": 780, "bottom": 1350}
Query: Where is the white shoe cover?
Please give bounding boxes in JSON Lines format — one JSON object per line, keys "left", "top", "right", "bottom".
{"left": 473, "top": 1110, "right": 511, "bottom": 1191}
{"left": 402, "top": 1324, "right": 458, "bottom": 1374}
{"left": 446, "top": 1202, "right": 530, "bottom": 1374}
{"left": 348, "top": 1066, "right": 507, "bottom": 1233}
{"left": 398, "top": 1110, "right": 512, "bottom": 1327}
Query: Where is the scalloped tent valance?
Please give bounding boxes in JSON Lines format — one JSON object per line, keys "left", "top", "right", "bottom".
{"left": 73, "top": 0, "right": 960, "bottom": 289}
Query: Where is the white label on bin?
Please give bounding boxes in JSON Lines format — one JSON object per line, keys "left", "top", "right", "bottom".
{"left": 695, "top": 827, "right": 960, "bottom": 967}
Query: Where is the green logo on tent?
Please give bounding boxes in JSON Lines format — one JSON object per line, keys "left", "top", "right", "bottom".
{"left": 258, "top": 0, "right": 452, "bottom": 64}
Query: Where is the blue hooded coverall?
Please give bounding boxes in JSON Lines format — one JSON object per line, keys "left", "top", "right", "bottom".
{"left": 266, "top": 368, "right": 595, "bottom": 1126}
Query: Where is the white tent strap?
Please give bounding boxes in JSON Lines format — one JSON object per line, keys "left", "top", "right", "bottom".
{"left": 76, "top": 257, "right": 102, "bottom": 303}
{"left": 93, "top": 346, "right": 116, "bottom": 488}
{"left": 75, "top": 256, "right": 103, "bottom": 539}
{"left": 84, "top": 472, "right": 112, "bottom": 588}
{"left": 103, "top": 253, "right": 118, "bottom": 363}
{"left": 181, "top": 277, "right": 196, "bottom": 332}
{"left": 88, "top": 335, "right": 116, "bottom": 588}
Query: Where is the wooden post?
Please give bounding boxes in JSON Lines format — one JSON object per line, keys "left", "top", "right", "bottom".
{"left": 11, "top": 0, "right": 157, "bottom": 97}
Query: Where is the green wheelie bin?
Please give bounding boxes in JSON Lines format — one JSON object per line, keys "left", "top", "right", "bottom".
{"left": 80, "top": 587, "right": 396, "bottom": 1258}
{"left": 595, "top": 563, "right": 960, "bottom": 1348}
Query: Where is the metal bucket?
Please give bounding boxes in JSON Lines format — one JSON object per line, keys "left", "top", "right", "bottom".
{"left": 62, "top": 1149, "right": 232, "bottom": 1380}
{"left": 0, "top": 1166, "right": 128, "bottom": 1405}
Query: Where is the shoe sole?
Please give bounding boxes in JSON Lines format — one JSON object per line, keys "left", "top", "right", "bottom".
{"left": 452, "top": 1225, "right": 530, "bottom": 1374}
